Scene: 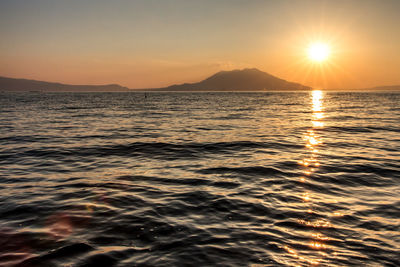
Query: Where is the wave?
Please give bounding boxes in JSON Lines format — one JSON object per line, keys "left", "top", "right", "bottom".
{"left": 1, "top": 92, "right": 399, "bottom": 266}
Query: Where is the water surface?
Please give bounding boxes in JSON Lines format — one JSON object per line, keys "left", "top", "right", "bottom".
{"left": 0, "top": 91, "right": 399, "bottom": 266}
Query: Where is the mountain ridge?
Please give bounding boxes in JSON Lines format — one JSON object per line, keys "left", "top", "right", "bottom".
{"left": 0, "top": 76, "right": 129, "bottom": 92}
{"left": 2, "top": 70, "right": 400, "bottom": 92}
{"left": 150, "top": 68, "right": 311, "bottom": 91}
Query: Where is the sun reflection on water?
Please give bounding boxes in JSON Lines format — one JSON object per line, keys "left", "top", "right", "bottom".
{"left": 284, "top": 90, "right": 334, "bottom": 265}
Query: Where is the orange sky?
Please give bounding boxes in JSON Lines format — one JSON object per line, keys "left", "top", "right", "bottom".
{"left": 1, "top": 0, "right": 400, "bottom": 89}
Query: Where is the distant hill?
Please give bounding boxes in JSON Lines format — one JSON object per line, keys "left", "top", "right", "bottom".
{"left": 327, "top": 85, "right": 400, "bottom": 91}
{"left": 0, "top": 76, "right": 129, "bottom": 92}
{"left": 368, "top": 85, "right": 400, "bottom": 91}
{"left": 149, "top": 68, "right": 311, "bottom": 91}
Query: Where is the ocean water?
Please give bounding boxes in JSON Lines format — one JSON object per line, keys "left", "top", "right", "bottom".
{"left": 0, "top": 91, "right": 399, "bottom": 267}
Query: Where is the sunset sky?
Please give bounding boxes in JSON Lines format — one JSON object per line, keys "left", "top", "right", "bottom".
{"left": 1, "top": 0, "right": 399, "bottom": 89}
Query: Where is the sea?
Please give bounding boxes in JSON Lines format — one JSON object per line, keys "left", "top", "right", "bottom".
{"left": 0, "top": 91, "right": 399, "bottom": 266}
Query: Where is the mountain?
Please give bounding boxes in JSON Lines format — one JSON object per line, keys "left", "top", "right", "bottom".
{"left": 151, "top": 68, "right": 311, "bottom": 91}
{"left": 0, "top": 76, "right": 129, "bottom": 92}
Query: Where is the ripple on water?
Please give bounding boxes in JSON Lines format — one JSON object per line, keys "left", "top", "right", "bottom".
{"left": 0, "top": 92, "right": 399, "bottom": 266}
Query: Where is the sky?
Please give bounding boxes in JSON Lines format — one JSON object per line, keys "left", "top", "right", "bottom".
{"left": 1, "top": 0, "right": 400, "bottom": 89}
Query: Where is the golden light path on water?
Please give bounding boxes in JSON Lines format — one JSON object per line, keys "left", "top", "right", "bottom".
{"left": 282, "top": 90, "right": 334, "bottom": 265}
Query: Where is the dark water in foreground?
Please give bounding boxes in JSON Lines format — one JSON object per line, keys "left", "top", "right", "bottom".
{"left": 0, "top": 91, "right": 399, "bottom": 266}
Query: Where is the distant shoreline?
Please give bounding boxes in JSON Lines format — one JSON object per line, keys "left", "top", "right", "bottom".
{"left": 1, "top": 70, "right": 400, "bottom": 92}
{"left": 2, "top": 89, "right": 399, "bottom": 93}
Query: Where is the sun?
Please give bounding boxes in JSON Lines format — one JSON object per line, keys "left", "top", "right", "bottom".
{"left": 307, "top": 42, "right": 331, "bottom": 62}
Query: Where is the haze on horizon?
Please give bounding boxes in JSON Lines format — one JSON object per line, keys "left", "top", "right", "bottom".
{"left": 1, "top": 0, "right": 400, "bottom": 89}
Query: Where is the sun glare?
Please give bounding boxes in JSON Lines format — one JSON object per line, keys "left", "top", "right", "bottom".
{"left": 308, "top": 42, "right": 331, "bottom": 62}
